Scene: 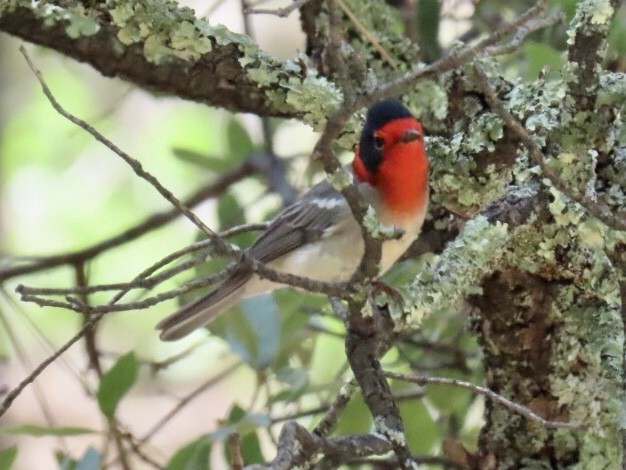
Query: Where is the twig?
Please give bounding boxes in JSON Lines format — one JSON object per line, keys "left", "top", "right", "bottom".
{"left": 229, "top": 433, "right": 244, "bottom": 470}
{"left": 18, "top": 257, "right": 348, "bottom": 314}
{"left": 0, "top": 289, "right": 68, "bottom": 451}
{"left": 99, "top": 342, "right": 205, "bottom": 373}
{"left": 343, "top": 455, "right": 462, "bottom": 469}
{"left": 19, "top": 46, "right": 239, "bottom": 262}
{"left": 383, "top": 371, "right": 585, "bottom": 430}
{"left": 313, "top": 380, "right": 357, "bottom": 436}
{"left": 0, "top": 309, "right": 106, "bottom": 417}
{"left": 18, "top": 273, "right": 233, "bottom": 314}
{"left": 75, "top": 262, "right": 102, "bottom": 375}
{"left": 363, "top": 1, "right": 564, "bottom": 107}
{"left": 15, "top": 222, "right": 268, "bottom": 299}
{"left": 483, "top": 13, "right": 565, "bottom": 56}
{"left": 270, "top": 404, "right": 330, "bottom": 425}
{"left": 120, "top": 432, "right": 163, "bottom": 470}
{"left": 245, "top": 0, "right": 311, "bottom": 17}
{"left": 248, "top": 421, "right": 393, "bottom": 470}
{"left": 335, "top": 0, "right": 397, "bottom": 69}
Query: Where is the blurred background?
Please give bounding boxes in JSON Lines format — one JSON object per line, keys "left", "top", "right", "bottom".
{"left": 0, "top": 0, "right": 624, "bottom": 469}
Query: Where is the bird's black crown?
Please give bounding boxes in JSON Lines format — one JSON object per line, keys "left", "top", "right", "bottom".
{"left": 359, "top": 100, "right": 414, "bottom": 175}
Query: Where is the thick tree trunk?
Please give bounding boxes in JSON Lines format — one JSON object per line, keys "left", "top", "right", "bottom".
{"left": 471, "top": 269, "right": 623, "bottom": 468}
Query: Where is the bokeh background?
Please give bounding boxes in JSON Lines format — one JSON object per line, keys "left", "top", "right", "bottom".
{"left": 1, "top": 0, "right": 624, "bottom": 469}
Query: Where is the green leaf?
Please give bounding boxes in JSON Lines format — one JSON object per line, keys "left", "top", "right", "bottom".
{"left": 166, "top": 435, "right": 212, "bottom": 470}
{"left": 0, "top": 446, "right": 17, "bottom": 470}
{"left": 171, "top": 147, "right": 232, "bottom": 172}
{"left": 416, "top": 0, "right": 442, "bottom": 61}
{"left": 522, "top": 41, "right": 565, "bottom": 80}
{"left": 226, "top": 118, "right": 254, "bottom": 162}
{"left": 0, "top": 425, "right": 96, "bottom": 437}
{"left": 426, "top": 382, "right": 472, "bottom": 416}
{"left": 400, "top": 399, "right": 438, "bottom": 455}
{"left": 55, "top": 451, "right": 77, "bottom": 470}
{"left": 336, "top": 394, "right": 372, "bottom": 435}
{"left": 223, "top": 405, "right": 265, "bottom": 465}
{"left": 212, "top": 295, "right": 281, "bottom": 370}
{"left": 217, "top": 193, "right": 246, "bottom": 231}
{"left": 97, "top": 352, "right": 139, "bottom": 419}
{"left": 75, "top": 448, "right": 101, "bottom": 470}
{"left": 241, "top": 296, "right": 281, "bottom": 369}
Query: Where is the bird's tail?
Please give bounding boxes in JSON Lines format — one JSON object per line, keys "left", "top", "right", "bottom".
{"left": 157, "top": 268, "right": 252, "bottom": 341}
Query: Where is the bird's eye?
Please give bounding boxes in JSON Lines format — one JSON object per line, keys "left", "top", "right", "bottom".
{"left": 373, "top": 137, "right": 384, "bottom": 150}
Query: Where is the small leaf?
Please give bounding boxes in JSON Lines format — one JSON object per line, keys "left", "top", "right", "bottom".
{"left": 217, "top": 194, "right": 246, "bottom": 231}
{"left": 400, "top": 399, "right": 438, "bottom": 455}
{"left": 223, "top": 405, "right": 265, "bottom": 465}
{"left": 336, "top": 394, "right": 372, "bottom": 435}
{"left": 240, "top": 296, "right": 281, "bottom": 370}
{"left": 522, "top": 41, "right": 565, "bottom": 80}
{"left": 276, "top": 366, "right": 309, "bottom": 392}
{"left": 0, "top": 425, "right": 96, "bottom": 437}
{"left": 166, "top": 435, "right": 212, "bottom": 470}
{"left": 55, "top": 450, "right": 77, "bottom": 470}
{"left": 0, "top": 446, "right": 18, "bottom": 470}
{"left": 97, "top": 352, "right": 139, "bottom": 419}
{"left": 226, "top": 118, "right": 254, "bottom": 162}
{"left": 416, "top": 0, "right": 442, "bottom": 61}
{"left": 213, "top": 295, "right": 282, "bottom": 370}
{"left": 75, "top": 448, "right": 101, "bottom": 470}
{"left": 171, "top": 147, "right": 232, "bottom": 172}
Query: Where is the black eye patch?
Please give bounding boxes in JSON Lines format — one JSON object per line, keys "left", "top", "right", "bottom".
{"left": 358, "top": 100, "right": 414, "bottom": 175}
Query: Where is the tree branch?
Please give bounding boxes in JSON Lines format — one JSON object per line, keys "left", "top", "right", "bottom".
{"left": 0, "top": 2, "right": 307, "bottom": 116}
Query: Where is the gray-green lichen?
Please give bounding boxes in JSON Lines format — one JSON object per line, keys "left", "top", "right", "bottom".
{"left": 567, "top": 0, "right": 615, "bottom": 46}
{"left": 363, "top": 206, "right": 400, "bottom": 240}
{"left": 428, "top": 127, "right": 511, "bottom": 215}
{"left": 107, "top": 0, "right": 254, "bottom": 63}
{"left": 341, "top": 0, "right": 421, "bottom": 79}
{"left": 405, "top": 81, "right": 448, "bottom": 121}
{"left": 550, "top": 286, "right": 623, "bottom": 469}
{"left": 3, "top": 0, "right": 101, "bottom": 39}
{"left": 400, "top": 216, "right": 509, "bottom": 328}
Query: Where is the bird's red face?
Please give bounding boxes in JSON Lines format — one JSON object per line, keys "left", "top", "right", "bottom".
{"left": 353, "top": 101, "right": 429, "bottom": 218}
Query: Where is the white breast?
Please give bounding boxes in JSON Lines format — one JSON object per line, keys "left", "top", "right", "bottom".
{"left": 240, "top": 191, "right": 428, "bottom": 299}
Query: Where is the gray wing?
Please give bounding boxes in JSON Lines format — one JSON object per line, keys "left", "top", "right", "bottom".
{"left": 250, "top": 180, "right": 352, "bottom": 263}
{"left": 157, "top": 179, "right": 355, "bottom": 341}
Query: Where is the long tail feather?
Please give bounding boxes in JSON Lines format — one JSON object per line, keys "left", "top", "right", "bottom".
{"left": 157, "top": 269, "right": 252, "bottom": 341}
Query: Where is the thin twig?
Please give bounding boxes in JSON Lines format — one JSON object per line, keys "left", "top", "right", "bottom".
{"left": 0, "top": 310, "right": 106, "bottom": 417}
{"left": 313, "top": 380, "right": 356, "bottom": 436}
{"left": 483, "top": 13, "right": 565, "bottom": 56}
{"left": 363, "top": 1, "right": 563, "bottom": 107}
{"left": 229, "top": 433, "right": 244, "bottom": 470}
{"left": 19, "top": 46, "right": 239, "bottom": 261}
{"left": 335, "top": 0, "right": 397, "bottom": 69}
{"left": 383, "top": 371, "right": 585, "bottom": 430}
{"left": 245, "top": 0, "right": 311, "bottom": 17}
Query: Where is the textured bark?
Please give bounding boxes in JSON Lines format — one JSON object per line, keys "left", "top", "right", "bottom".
{"left": 470, "top": 271, "right": 571, "bottom": 467}
{"left": 470, "top": 268, "right": 622, "bottom": 468}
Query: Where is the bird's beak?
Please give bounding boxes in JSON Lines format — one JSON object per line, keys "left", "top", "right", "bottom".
{"left": 400, "top": 129, "right": 422, "bottom": 143}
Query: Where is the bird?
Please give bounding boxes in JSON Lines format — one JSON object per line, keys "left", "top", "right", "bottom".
{"left": 157, "top": 100, "right": 429, "bottom": 341}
